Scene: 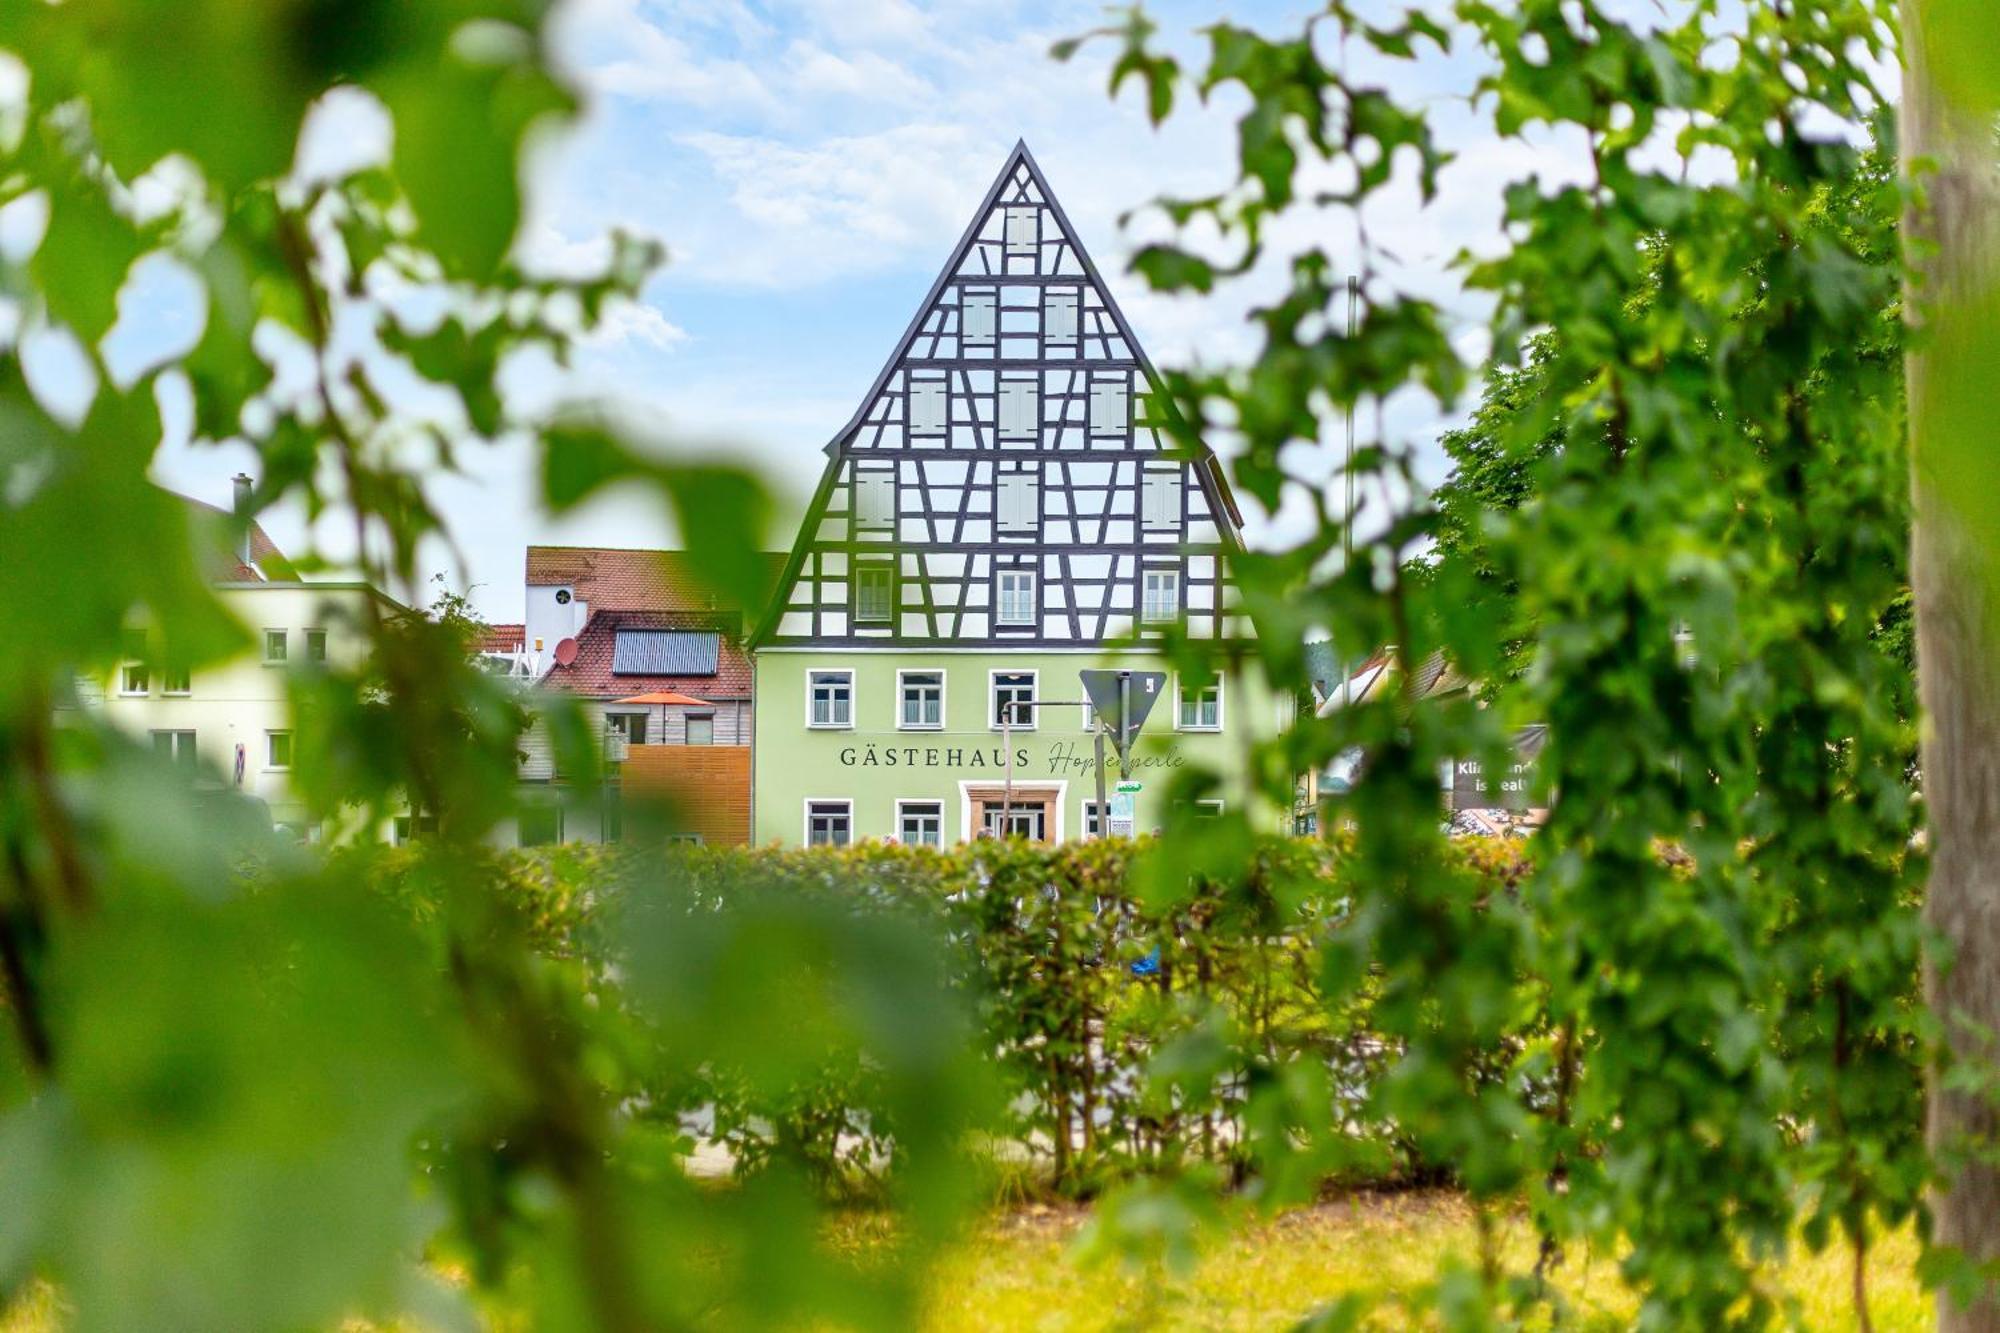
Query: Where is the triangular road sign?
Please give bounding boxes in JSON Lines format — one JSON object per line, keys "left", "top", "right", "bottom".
{"left": 1080, "top": 669, "right": 1167, "bottom": 754}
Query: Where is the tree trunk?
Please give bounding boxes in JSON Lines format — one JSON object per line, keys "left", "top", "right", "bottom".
{"left": 1903, "top": 6, "right": 2000, "bottom": 1329}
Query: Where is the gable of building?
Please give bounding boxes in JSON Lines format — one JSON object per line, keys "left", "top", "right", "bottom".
{"left": 754, "top": 141, "right": 1249, "bottom": 652}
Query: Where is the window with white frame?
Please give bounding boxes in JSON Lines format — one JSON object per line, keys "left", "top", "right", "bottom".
{"left": 1083, "top": 801, "right": 1111, "bottom": 840}
{"left": 1190, "top": 798, "right": 1225, "bottom": 819}
{"left": 119, "top": 629, "right": 149, "bottom": 695}
{"left": 1089, "top": 377, "right": 1129, "bottom": 435}
{"left": 898, "top": 801, "right": 943, "bottom": 848}
{"left": 151, "top": 730, "right": 196, "bottom": 769}
{"left": 996, "top": 570, "right": 1036, "bottom": 627}
{"left": 807, "top": 801, "right": 852, "bottom": 847}
{"left": 996, "top": 465, "right": 1039, "bottom": 535}
{"left": 1003, "top": 205, "right": 1038, "bottom": 257}
{"left": 854, "top": 560, "right": 895, "bottom": 624}
{"left": 263, "top": 629, "right": 288, "bottom": 664}
{"left": 998, "top": 377, "right": 1038, "bottom": 440}
{"left": 1142, "top": 464, "right": 1180, "bottom": 530}
{"left": 962, "top": 288, "right": 996, "bottom": 346}
{"left": 394, "top": 810, "right": 439, "bottom": 844}
{"left": 266, "top": 730, "right": 293, "bottom": 770}
{"left": 808, "top": 671, "right": 853, "bottom": 728}
{"left": 161, "top": 663, "right": 190, "bottom": 696}
{"left": 1177, "top": 676, "right": 1222, "bottom": 731}
{"left": 1045, "top": 288, "right": 1079, "bottom": 343}
{"left": 305, "top": 628, "right": 328, "bottom": 663}
{"left": 1142, "top": 568, "right": 1181, "bottom": 623}
{"left": 853, "top": 468, "right": 895, "bottom": 533}
{"left": 908, "top": 376, "right": 947, "bottom": 435}
{"left": 899, "top": 671, "right": 943, "bottom": 729}
{"left": 991, "top": 672, "right": 1036, "bottom": 730}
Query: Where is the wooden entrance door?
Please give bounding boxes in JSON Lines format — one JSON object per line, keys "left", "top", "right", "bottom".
{"left": 968, "top": 787, "right": 1056, "bottom": 843}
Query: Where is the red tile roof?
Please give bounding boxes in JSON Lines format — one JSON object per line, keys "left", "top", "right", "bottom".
{"left": 525, "top": 546, "right": 786, "bottom": 620}
{"left": 538, "top": 609, "right": 751, "bottom": 701}
{"left": 479, "top": 622, "right": 525, "bottom": 653}
{"left": 180, "top": 494, "right": 291, "bottom": 582}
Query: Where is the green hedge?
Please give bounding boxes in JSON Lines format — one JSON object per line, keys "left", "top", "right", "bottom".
{"left": 362, "top": 835, "right": 1536, "bottom": 1199}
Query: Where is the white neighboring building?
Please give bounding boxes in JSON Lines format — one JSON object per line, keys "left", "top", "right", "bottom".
{"left": 85, "top": 479, "right": 401, "bottom": 840}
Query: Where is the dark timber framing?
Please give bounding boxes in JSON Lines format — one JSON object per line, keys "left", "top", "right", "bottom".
{"left": 754, "top": 141, "right": 1247, "bottom": 652}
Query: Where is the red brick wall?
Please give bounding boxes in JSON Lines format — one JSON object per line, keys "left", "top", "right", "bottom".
{"left": 621, "top": 745, "right": 751, "bottom": 846}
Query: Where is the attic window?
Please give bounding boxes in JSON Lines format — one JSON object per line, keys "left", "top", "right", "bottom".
{"left": 962, "top": 289, "right": 996, "bottom": 345}
{"left": 1045, "top": 289, "right": 1078, "bottom": 343}
{"left": 610, "top": 630, "right": 720, "bottom": 676}
{"left": 1003, "top": 205, "right": 1038, "bottom": 258}
{"left": 908, "top": 377, "right": 947, "bottom": 435}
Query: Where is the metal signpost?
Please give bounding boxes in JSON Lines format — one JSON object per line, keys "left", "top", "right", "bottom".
{"left": 989, "top": 669, "right": 1167, "bottom": 839}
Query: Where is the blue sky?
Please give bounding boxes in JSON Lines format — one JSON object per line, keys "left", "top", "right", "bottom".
{"left": 148, "top": 0, "right": 1572, "bottom": 622}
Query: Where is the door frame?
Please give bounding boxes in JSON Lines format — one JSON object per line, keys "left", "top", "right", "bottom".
{"left": 958, "top": 780, "right": 1067, "bottom": 844}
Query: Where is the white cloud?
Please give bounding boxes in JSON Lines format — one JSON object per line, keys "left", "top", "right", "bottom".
{"left": 581, "top": 298, "right": 690, "bottom": 351}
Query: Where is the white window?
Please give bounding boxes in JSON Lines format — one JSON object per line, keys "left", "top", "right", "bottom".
{"left": 808, "top": 671, "right": 853, "bottom": 728}
{"left": 685, "top": 714, "right": 714, "bottom": 746}
{"left": 854, "top": 469, "right": 895, "bottom": 532}
{"left": 996, "top": 467, "right": 1039, "bottom": 534}
{"left": 899, "top": 671, "right": 944, "bottom": 730}
{"left": 666, "top": 831, "right": 704, "bottom": 845}
{"left": 1177, "top": 676, "right": 1222, "bottom": 731}
{"left": 151, "top": 730, "right": 196, "bottom": 769}
{"left": 854, "top": 561, "right": 895, "bottom": 623}
{"left": 1089, "top": 378, "right": 1129, "bottom": 435}
{"left": 605, "top": 712, "right": 647, "bottom": 747}
{"left": 909, "top": 377, "right": 947, "bottom": 434}
{"left": 267, "top": 730, "right": 293, "bottom": 770}
{"left": 898, "top": 801, "right": 943, "bottom": 848}
{"left": 1045, "top": 289, "right": 1079, "bottom": 343}
{"left": 963, "top": 289, "right": 996, "bottom": 345}
{"left": 118, "top": 629, "right": 149, "bottom": 695}
{"left": 395, "top": 811, "right": 439, "bottom": 844}
{"left": 305, "top": 628, "right": 328, "bottom": 663}
{"left": 807, "top": 800, "right": 852, "bottom": 847}
{"left": 1004, "top": 205, "right": 1038, "bottom": 257}
{"left": 263, "top": 629, "right": 288, "bottom": 664}
{"left": 1142, "top": 465, "right": 1181, "bottom": 530}
{"left": 996, "top": 570, "right": 1036, "bottom": 627}
{"left": 991, "top": 671, "right": 1037, "bottom": 730}
{"left": 1190, "top": 799, "right": 1225, "bottom": 819}
{"left": 998, "top": 377, "right": 1039, "bottom": 440}
{"left": 1083, "top": 801, "right": 1110, "bottom": 840}
{"left": 1143, "top": 569, "right": 1181, "bottom": 623}
{"left": 161, "top": 664, "right": 190, "bottom": 696}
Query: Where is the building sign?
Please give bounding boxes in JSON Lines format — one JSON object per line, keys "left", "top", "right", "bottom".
{"left": 837, "top": 740, "right": 1188, "bottom": 773}
{"left": 1447, "top": 724, "right": 1548, "bottom": 812}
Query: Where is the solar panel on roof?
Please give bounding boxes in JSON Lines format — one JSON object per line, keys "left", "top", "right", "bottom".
{"left": 610, "top": 630, "right": 719, "bottom": 676}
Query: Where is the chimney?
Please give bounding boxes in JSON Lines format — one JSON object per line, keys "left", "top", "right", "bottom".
{"left": 231, "top": 474, "right": 254, "bottom": 569}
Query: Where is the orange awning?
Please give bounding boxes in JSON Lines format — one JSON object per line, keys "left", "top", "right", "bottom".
{"left": 613, "top": 690, "right": 714, "bottom": 707}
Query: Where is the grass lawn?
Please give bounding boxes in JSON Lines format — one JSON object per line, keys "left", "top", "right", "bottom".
{"left": 3, "top": 1191, "right": 1929, "bottom": 1331}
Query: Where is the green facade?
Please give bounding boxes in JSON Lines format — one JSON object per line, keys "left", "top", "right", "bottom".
{"left": 752, "top": 650, "right": 1278, "bottom": 845}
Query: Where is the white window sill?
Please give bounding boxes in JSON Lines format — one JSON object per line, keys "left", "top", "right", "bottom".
{"left": 807, "top": 722, "right": 855, "bottom": 731}
{"left": 1176, "top": 725, "right": 1223, "bottom": 734}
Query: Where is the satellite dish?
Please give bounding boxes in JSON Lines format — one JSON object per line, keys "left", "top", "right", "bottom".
{"left": 553, "top": 637, "right": 579, "bottom": 666}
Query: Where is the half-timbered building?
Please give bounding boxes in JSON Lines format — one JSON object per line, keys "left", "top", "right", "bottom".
{"left": 751, "top": 142, "right": 1279, "bottom": 846}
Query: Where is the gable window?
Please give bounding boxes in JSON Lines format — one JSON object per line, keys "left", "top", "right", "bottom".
{"left": 1142, "top": 569, "right": 1181, "bottom": 623}
{"left": 996, "top": 570, "right": 1036, "bottom": 627}
{"left": 1142, "top": 465, "right": 1181, "bottom": 530}
{"left": 898, "top": 801, "right": 943, "bottom": 848}
{"left": 1089, "top": 377, "right": 1129, "bottom": 436}
{"left": 1003, "top": 205, "right": 1038, "bottom": 258}
{"left": 605, "top": 712, "right": 647, "bottom": 747}
{"left": 853, "top": 560, "right": 895, "bottom": 624}
{"left": 998, "top": 377, "right": 1039, "bottom": 441}
{"left": 263, "top": 629, "right": 288, "bottom": 664}
{"left": 991, "top": 671, "right": 1037, "bottom": 730}
{"left": 685, "top": 713, "right": 715, "bottom": 746}
{"left": 808, "top": 670, "right": 853, "bottom": 728}
{"left": 996, "top": 466, "right": 1040, "bottom": 535}
{"left": 119, "top": 630, "right": 149, "bottom": 696}
{"left": 305, "top": 628, "right": 328, "bottom": 663}
{"left": 1045, "top": 288, "right": 1079, "bottom": 343}
{"left": 1177, "top": 676, "right": 1222, "bottom": 731}
{"left": 807, "top": 800, "right": 852, "bottom": 847}
{"left": 962, "top": 288, "right": 997, "bottom": 346}
{"left": 267, "top": 730, "right": 293, "bottom": 770}
{"left": 908, "top": 376, "right": 947, "bottom": 435}
{"left": 151, "top": 730, "right": 196, "bottom": 770}
{"left": 899, "top": 671, "right": 944, "bottom": 730}
{"left": 853, "top": 468, "right": 895, "bottom": 534}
